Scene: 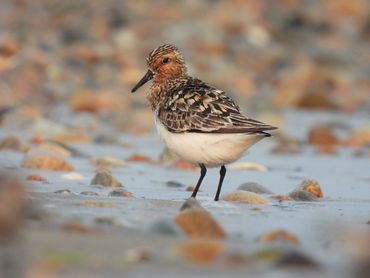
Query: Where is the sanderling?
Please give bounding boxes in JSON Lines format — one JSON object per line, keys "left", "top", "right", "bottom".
{"left": 131, "top": 44, "right": 277, "bottom": 201}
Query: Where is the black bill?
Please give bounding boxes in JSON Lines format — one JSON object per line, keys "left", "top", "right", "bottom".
{"left": 131, "top": 70, "right": 154, "bottom": 93}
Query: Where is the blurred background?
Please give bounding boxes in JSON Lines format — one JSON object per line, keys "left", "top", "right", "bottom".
{"left": 1, "top": 0, "right": 369, "bottom": 135}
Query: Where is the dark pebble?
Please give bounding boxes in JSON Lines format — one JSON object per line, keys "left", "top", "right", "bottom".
{"left": 80, "top": 191, "right": 99, "bottom": 196}
{"left": 166, "top": 180, "right": 185, "bottom": 188}
{"left": 54, "top": 189, "right": 72, "bottom": 194}
{"left": 289, "top": 190, "right": 318, "bottom": 201}
{"left": 237, "top": 182, "right": 273, "bottom": 194}
{"left": 109, "top": 189, "right": 133, "bottom": 197}
{"left": 276, "top": 251, "right": 319, "bottom": 269}
{"left": 90, "top": 172, "right": 122, "bottom": 187}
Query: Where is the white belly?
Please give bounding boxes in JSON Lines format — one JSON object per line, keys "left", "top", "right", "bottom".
{"left": 155, "top": 119, "right": 266, "bottom": 167}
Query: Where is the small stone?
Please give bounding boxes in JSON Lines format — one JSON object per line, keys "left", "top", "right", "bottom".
{"left": 186, "top": 185, "right": 197, "bottom": 192}
{"left": 180, "top": 197, "right": 205, "bottom": 211}
{"left": 37, "top": 142, "right": 71, "bottom": 158}
{"left": 308, "top": 124, "right": 339, "bottom": 146}
{"left": 147, "top": 218, "right": 183, "bottom": 236}
{"left": 175, "top": 239, "right": 225, "bottom": 265}
{"left": 54, "top": 189, "right": 72, "bottom": 195}
{"left": 237, "top": 182, "right": 273, "bottom": 194}
{"left": 315, "top": 144, "right": 337, "bottom": 155}
{"left": 229, "top": 162, "right": 267, "bottom": 172}
{"left": 297, "top": 91, "right": 337, "bottom": 110}
{"left": 170, "top": 160, "right": 197, "bottom": 171}
{"left": 346, "top": 127, "right": 370, "bottom": 147}
{"left": 174, "top": 208, "right": 226, "bottom": 239}
{"left": 222, "top": 191, "right": 270, "bottom": 204}
{"left": 0, "top": 136, "right": 29, "bottom": 152}
{"left": 61, "top": 173, "right": 86, "bottom": 181}
{"left": 21, "top": 153, "right": 74, "bottom": 172}
{"left": 271, "top": 195, "right": 291, "bottom": 201}
{"left": 90, "top": 156, "right": 126, "bottom": 168}
{"left": 166, "top": 180, "right": 185, "bottom": 188}
{"left": 276, "top": 251, "right": 319, "bottom": 268}
{"left": 90, "top": 172, "right": 122, "bottom": 187}
{"left": 26, "top": 174, "right": 49, "bottom": 183}
{"left": 289, "top": 190, "right": 318, "bottom": 201}
{"left": 127, "top": 153, "right": 153, "bottom": 163}
{"left": 80, "top": 191, "right": 99, "bottom": 196}
{"left": 298, "top": 179, "right": 323, "bottom": 198}
{"left": 258, "top": 230, "right": 299, "bottom": 245}
{"left": 0, "top": 38, "right": 20, "bottom": 57}
{"left": 108, "top": 189, "right": 133, "bottom": 198}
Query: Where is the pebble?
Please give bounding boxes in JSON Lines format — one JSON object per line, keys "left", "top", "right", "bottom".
{"left": 298, "top": 179, "right": 323, "bottom": 198}
{"left": 346, "top": 127, "right": 370, "bottom": 147}
{"left": 258, "top": 229, "right": 299, "bottom": 245}
{"left": 127, "top": 153, "right": 153, "bottom": 163}
{"left": 0, "top": 135, "right": 29, "bottom": 152}
{"left": 108, "top": 189, "right": 133, "bottom": 198}
{"left": 276, "top": 251, "right": 319, "bottom": 268}
{"left": 36, "top": 142, "right": 71, "bottom": 158}
{"left": 26, "top": 174, "right": 49, "bottom": 183}
{"left": 54, "top": 189, "right": 72, "bottom": 195}
{"left": 80, "top": 191, "right": 99, "bottom": 196}
{"left": 308, "top": 124, "right": 339, "bottom": 146}
{"left": 170, "top": 160, "right": 197, "bottom": 171}
{"left": 289, "top": 190, "right": 318, "bottom": 201}
{"left": 186, "top": 185, "right": 197, "bottom": 192}
{"left": 174, "top": 208, "right": 226, "bottom": 239}
{"left": 229, "top": 162, "right": 267, "bottom": 172}
{"left": 222, "top": 191, "right": 270, "bottom": 204}
{"left": 175, "top": 239, "right": 225, "bottom": 265}
{"left": 90, "top": 156, "right": 126, "bottom": 168}
{"left": 165, "top": 180, "right": 185, "bottom": 188}
{"left": 147, "top": 218, "right": 183, "bottom": 236}
{"left": 21, "top": 152, "right": 75, "bottom": 172}
{"left": 237, "top": 182, "right": 273, "bottom": 194}
{"left": 90, "top": 172, "right": 122, "bottom": 187}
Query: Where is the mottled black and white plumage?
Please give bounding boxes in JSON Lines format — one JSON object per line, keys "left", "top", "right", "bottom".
{"left": 131, "top": 44, "right": 277, "bottom": 201}
{"left": 157, "top": 77, "right": 276, "bottom": 134}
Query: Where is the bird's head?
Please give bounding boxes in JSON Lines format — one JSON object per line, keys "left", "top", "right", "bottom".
{"left": 131, "top": 44, "right": 187, "bottom": 93}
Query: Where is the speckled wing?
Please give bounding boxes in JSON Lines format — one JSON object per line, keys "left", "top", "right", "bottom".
{"left": 157, "top": 78, "right": 277, "bottom": 134}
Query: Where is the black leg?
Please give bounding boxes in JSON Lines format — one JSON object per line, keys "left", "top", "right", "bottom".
{"left": 214, "top": 165, "right": 226, "bottom": 201}
{"left": 191, "top": 164, "right": 207, "bottom": 198}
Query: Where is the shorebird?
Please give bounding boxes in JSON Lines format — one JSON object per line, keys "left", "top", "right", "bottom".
{"left": 131, "top": 44, "right": 277, "bottom": 201}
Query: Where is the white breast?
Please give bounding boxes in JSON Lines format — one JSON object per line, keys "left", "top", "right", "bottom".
{"left": 154, "top": 118, "right": 265, "bottom": 167}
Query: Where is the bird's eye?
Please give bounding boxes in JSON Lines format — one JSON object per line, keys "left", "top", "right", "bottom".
{"left": 162, "top": 57, "right": 170, "bottom": 64}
